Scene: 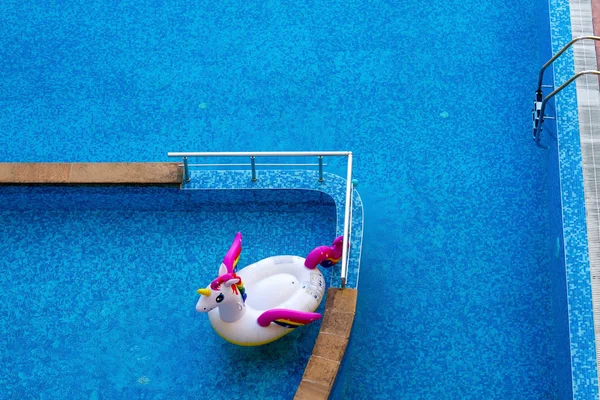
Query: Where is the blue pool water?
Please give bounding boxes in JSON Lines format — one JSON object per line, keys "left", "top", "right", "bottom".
{"left": 0, "top": 186, "right": 336, "bottom": 398}
{"left": 1, "top": 0, "right": 566, "bottom": 398}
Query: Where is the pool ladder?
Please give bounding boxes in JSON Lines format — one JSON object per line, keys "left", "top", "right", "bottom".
{"left": 533, "top": 36, "right": 600, "bottom": 148}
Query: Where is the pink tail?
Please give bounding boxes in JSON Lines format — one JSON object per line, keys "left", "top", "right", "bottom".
{"left": 304, "top": 236, "right": 344, "bottom": 269}
{"left": 257, "top": 309, "right": 322, "bottom": 328}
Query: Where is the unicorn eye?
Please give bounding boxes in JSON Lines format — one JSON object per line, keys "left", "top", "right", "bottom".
{"left": 216, "top": 294, "right": 224, "bottom": 303}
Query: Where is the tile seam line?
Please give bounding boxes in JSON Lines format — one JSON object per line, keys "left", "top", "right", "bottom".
{"left": 311, "top": 355, "right": 341, "bottom": 364}
{"left": 67, "top": 163, "right": 73, "bottom": 183}
{"left": 323, "top": 310, "right": 356, "bottom": 314}
{"left": 300, "top": 378, "right": 331, "bottom": 385}
{"left": 319, "top": 331, "right": 347, "bottom": 338}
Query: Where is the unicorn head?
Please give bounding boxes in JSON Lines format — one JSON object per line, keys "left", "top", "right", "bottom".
{"left": 196, "top": 233, "right": 247, "bottom": 322}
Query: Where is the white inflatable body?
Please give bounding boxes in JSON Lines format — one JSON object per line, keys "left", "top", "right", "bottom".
{"left": 206, "top": 255, "right": 326, "bottom": 346}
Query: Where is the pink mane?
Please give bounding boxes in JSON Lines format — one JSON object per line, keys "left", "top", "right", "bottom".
{"left": 210, "top": 232, "right": 243, "bottom": 290}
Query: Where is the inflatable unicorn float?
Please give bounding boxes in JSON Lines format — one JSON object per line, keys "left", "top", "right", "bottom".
{"left": 196, "top": 232, "right": 344, "bottom": 346}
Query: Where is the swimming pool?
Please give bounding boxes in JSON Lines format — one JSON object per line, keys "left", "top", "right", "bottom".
{"left": 1, "top": 0, "right": 596, "bottom": 398}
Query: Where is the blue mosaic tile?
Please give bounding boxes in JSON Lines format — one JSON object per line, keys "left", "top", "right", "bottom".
{"left": 0, "top": 185, "right": 334, "bottom": 211}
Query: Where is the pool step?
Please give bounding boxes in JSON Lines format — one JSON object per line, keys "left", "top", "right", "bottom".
{"left": 294, "top": 288, "right": 357, "bottom": 400}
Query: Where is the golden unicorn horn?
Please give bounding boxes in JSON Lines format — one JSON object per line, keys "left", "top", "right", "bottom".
{"left": 197, "top": 288, "right": 211, "bottom": 296}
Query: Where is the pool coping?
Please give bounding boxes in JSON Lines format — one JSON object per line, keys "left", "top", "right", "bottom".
{"left": 0, "top": 161, "right": 359, "bottom": 399}
{"left": 0, "top": 162, "right": 181, "bottom": 184}
{"left": 294, "top": 288, "right": 357, "bottom": 400}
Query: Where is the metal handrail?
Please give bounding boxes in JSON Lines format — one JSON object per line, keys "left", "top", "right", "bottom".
{"left": 342, "top": 153, "right": 353, "bottom": 288}
{"left": 536, "top": 36, "right": 600, "bottom": 95}
{"left": 168, "top": 151, "right": 351, "bottom": 157}
{"left": 183, "top": 163, "right": 327, "bottom": 167}
{"left": 532, "top": 36, "right": 600, "bottom": 148}
{"left": 167, "top": 150, "right": 355, "bottom": 287}
{"left": 533, "top": 70, "right": 600, "bottom": 147}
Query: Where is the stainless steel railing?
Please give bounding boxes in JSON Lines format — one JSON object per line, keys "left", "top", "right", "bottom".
{"left": 535, "top": 36, "right": 600, "bottom": 95}
{"left": 533, "top": 36, "right": 600, "bottom": 148}
{"left": 533, "top": 70, "right": 600, "bottom": 148}
{"left": 167, "top": 151, "right": 355, "bottom": 287}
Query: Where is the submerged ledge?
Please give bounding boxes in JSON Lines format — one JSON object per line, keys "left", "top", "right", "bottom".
{"left": 183, "top": 169, "right": 364, "bottom": 289}
{"left": 0, "top": 163, "right": 363, "bottom": 289}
